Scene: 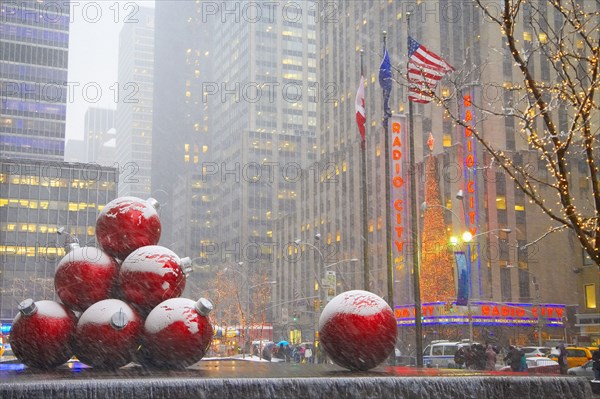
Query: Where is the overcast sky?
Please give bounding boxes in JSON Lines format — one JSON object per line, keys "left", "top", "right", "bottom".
{"left": 66, "top": 0, "right": 155, "bottom": 141}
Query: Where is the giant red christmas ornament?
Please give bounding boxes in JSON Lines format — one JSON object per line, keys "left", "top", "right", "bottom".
{"left": 319, "top": 290, "right": 397, "bottom": 371}
{"left": 10, "top": 299, "right": 77, "bottom": 369}
{"left": 138, "top": 297, "right": 213, "bottom": 368}
{"left": 54, "top": 244, "right": 119, "bottom": 312}
{"left": 74, "top": 299, "right": 142, "bottom": 369}
{"left": 95, "top": 196, "right": 161, "bottom": 260}
{"left": 119, "top": 246, "right": 192, "bottom": 314}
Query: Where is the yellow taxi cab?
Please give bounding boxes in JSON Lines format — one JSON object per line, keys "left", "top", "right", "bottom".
{"left": 550, "top": 346, "right": 592, "bottom": 369}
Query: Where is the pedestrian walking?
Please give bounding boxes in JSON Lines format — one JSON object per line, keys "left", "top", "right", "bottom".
{"left": 518, "top": 349, "right": 528, "bottom": 372}
{"left": 454, "top": 346, "right": 466, "bottom": 369}
{"left": 485, "top": 344, "right": 497, "bottom": 371}
{"left": 592, "top": 345, "right": 600, "bottom": 382}
{"left": 464, "top": 346, "right": 474, "bottom": 369}
{"left": 557, "top": 344, "right": 568, "bottom": 375}
{"left": 505, "top": 346, "right": 521, "bottom": 372}
{"left": 305, "top": 346, "right": 313, "bottom": 364}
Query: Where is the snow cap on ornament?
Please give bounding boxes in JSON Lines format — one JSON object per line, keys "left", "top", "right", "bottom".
{"left": 10, "top": 299, "right": 77, "bottom": 369}
{"left": 319, "top": 290, "right": 397, "bottom": 371}
{"left": 54, "top": 242, "right": 119, "bottom": 312}
{"left": 138, "top": 297, "right": 213, "bottom": 369}
{"left": 119, "top": 245, "right": 192, "bottom": 314}
{"left": 74, "top": 299, "right": 142, "bottom": 369}
{"left": 95, "top": 196, "right": 161, "bottom": 260}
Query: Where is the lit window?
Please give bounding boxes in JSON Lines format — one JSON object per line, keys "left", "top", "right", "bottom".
{"left": 443, "top": 134, "right": 451, "bottom": 147}
{"left": 496, "top": 196, "right": 507, "bottom": 210}
{"left": 585, "top": 284, "right": 596, "bottom": 309}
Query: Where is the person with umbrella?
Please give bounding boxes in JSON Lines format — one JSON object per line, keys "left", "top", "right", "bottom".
{"left": 277, "top": 340, "right": 290, "bottom": 362}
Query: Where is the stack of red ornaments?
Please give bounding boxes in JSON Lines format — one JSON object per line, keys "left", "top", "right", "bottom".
{"left": 10, "top": 196, "right": 214, "bottom": 370}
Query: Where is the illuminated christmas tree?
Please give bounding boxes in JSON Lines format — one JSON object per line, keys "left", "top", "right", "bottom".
{"left": 420, "top": 134, "right": 456, "bottom": 302}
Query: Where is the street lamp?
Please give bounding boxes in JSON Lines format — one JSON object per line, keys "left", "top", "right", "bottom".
{"left": 294, "top": 238, "right": 324, "bottom": 345}
{"left": 454, "top": 228, "right": 512, "bottom": 342}
{"left": 506, "top": 264, "right": 543, "bottom": 346}
{"left": 462, "top": 228, "right": 512, "bottom": 243}
{"left": 324, "top": 258, "right": 359, "bottom": 269}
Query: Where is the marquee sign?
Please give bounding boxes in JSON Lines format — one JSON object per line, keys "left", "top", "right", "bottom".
{"left": 395, "top": 301, "right": 566, "bottom": 327}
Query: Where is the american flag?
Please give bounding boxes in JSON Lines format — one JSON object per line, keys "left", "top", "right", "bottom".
{"left": 407, "top": 36, "right": 454, "bottom": 104}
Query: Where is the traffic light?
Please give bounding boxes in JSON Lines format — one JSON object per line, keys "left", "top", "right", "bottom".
{"left": 292, "top": 313, "right": 298, "bottom": 322}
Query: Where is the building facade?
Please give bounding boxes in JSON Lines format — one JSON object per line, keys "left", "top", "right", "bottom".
{"left": 115, "top": 7, "right": 154, "bottom": 198}
{"left": 151, "top": 2, "right": 216, "bottom": 297}
{"left": 207, "top": 0, "right": 318, "bottom": 299}
{"left": 84, "top": 107, "right": 116, "bottom": 166}
{"left": 0, "top": 0, "right": 71, "bottom": 160}
{"left": 0, "top": 158, "right": 118, "bottom": 323}
{"left": 272, "top": 1, "right": 599, "bottom": 346}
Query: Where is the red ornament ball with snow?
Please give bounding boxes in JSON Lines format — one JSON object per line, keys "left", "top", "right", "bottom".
{"left": 138, "top": 297, "right": 213, "bottom": 368}
{"left": 54, "top": 244, "right": 119, "bottom": 312}
{"left": 319, "top": 290, "right": 397, "bottom": 371}
{"left": 95, "top": 196, "right": 161, "bottom": 260}
{"left": 119, "top": 246, "right": 192, "bottom": 314}
{"left": 10, "top": 299, "right": 77, "bottom": 369}
{"left": 74, "top": 299, "right": 142, "bottom": 369}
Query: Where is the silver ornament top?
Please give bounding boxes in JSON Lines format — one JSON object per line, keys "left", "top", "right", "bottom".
{"left": 195, "top": 298, "right": 213, "bottom": 317}
{"left": 146, "top": 197, "right": 160, "bottom": 210}
{"left": 110, "top": 309, "right": 129, "bottom": 330}
{"left": 18, "top": 298, "right": 37, "bottom": 316}
{"left": 180, "top": 257, "right": 192, "bottom": 276}
{"left": 67, "top": 242, "right": 80, "bottom": 253}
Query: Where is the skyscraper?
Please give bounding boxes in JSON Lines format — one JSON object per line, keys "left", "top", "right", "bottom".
{"left": 0, "top": 1, "right": 71, "bottom": 160}
{"left": 0, "top": 159, "right": 118, "bottom": 322}
{"left": 84, "top": 107, "right": 116, "bottom": 166}
{"left": 208, "top": 1, "right": 318, "bottom": 274}
{"left": 151, "top": 2, "right": 214, "bottom": 293}
{"left": 115, "top": 7, "right": 154, "bottom": 198}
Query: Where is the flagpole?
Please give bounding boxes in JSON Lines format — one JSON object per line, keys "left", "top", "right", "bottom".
{"left": 407, "top": 12, "right": 424, "bottom": 368}
{"left": 359, "top": 49, "right": 370, "bottom": 292}
{"left": 381, "top": 31, "right": 396, "bottom": 366}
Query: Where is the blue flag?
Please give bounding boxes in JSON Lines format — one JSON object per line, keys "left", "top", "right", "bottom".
{"left": 454, "top": 251, "right": 470, "bottom": 306}
{"left": 379, "top": 48, "right": 392, "bottom": 124}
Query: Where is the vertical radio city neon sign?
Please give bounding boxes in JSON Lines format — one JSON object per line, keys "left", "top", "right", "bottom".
{"left": 390, "top": 115, "right": 408, "bottom": 292}
{"left": 462, "top": 92, "right": 482, "bottom": 296}
{"left": 463, "top": 93, "right": 478, "bottom": 237}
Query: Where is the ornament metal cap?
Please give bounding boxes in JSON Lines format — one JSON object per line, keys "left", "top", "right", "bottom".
{"left": 146, "top": 197, "right": 160, "bottom": 210}
{"left": 110, "top": 309, "right": 129, "bottom": 330}
{"left": 195, "top": 298, "right": 213, "bottom": 316}
{"left": 67, "top": 242, "right": 80, "bottom": 253}
{"left": 180, "top": 257, "right": 193, "bottom": 276}
{"left": 18, "top": 298, "right": 37, "bottom": 316}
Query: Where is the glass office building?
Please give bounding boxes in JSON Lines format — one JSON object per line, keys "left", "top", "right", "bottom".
{"left": 0, "top": 1, "right": 70, "bottom": 160}
{"left": 0, "top": 158, "right": 117, "bottom": 322}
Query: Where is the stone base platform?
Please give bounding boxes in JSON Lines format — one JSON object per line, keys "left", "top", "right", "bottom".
{"left": 0, "top": 360, "right": 594, "bottom": 399}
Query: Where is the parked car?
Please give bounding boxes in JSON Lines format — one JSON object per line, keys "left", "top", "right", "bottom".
{"left": 521, "top": 346, "right": 551, "bottom": 358}
{"left": 423, "top": 340, "right": 476, "bottom": 368}
{"left": 499, "top": 357, "right": 560, "bottom": 374}
{"left": 567, "top": 360, "right": 595, "bottom": 379}
{"left": 549, "top": 346, "right": 592, "bottom": 369}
